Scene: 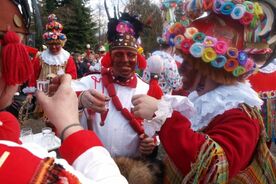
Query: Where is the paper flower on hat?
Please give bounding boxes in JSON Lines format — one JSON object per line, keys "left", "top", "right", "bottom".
{"left": 116, "top": 22, "right": 135, "bottom": 35}
{"left": 43, "top": 32, "right": 66, "bottom": 43}
{"left": 182, "top": 0, "right": 276, "bottom": 68}
{"left": 43, "top": 14, "right": 66, "bottom": 45}
{"left": 157, "top": 22, "right": 186, "bottom": 46}
{"left": 172, "top": 26, "right": 256, "bottom": 77}
{"left": 107, "top": 13, "right": 145, "bottom": 51}
{"left": 184, "top": 0, "right": 264, "bottom": 27}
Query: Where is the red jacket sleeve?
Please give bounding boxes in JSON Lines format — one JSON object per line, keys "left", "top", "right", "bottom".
{"left": 65, "top": 56, "right": 77, "bottom": 79}
{"left": 159, "top": 108, "right": 260, "bottom": 179}
{"left": 59, "top": 130, "right": 103, "bottom": 165}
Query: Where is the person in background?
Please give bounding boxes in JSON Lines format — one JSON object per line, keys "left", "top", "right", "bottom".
{"left": 0, "top": 1, "right": 127, "bottom": 183}
{"left": 74, "top": 53, "right": 89, "bottom": 78}
{"left": 132, "top": 0, "right": 276, "bottom": 183}
{"left": 249, "top": 57, "right": 276, "bottom": 148}
{"left": 23, "top": 13, "right": 77, "bottom": 94}
{"left": 98, "top": 45, "right": 106, "bottom": 59}
{"left": 142, "top": 23, "right": 183, "bottom": 95}
{"left": 88, "top": 53, "right": 102, "bottom": 73}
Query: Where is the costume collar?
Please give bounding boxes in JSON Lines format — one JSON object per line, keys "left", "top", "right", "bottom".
{"left": 102, "top": 68, "right": 137, "bottom": 88}
{"left": 41, "top": 48, "right": 70, "bottom": 66}
{"left": 188, "top": 81, "right": 263, "bottom": 131}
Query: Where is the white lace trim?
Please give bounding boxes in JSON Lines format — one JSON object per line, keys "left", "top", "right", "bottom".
{"left": 259, "top": 58, "right": 276, "bottom": 73}
{"left": 41, "top": 48, "right": 70, "bottom": 66}
{"left": 144, "top": 95, "right": 195, "bottom": 137}
{"left": 188, "top": 81, "right": 263, "bottom": 131}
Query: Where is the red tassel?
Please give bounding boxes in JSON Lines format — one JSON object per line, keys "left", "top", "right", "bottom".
{"left": 101, "top": 52, "right": 111, "bottom": 68}
{"left": 1, "top": 31, "right": 33, "bottom": 85}
{"left": 137, "top": 53, "right": 147, "bottom": 70}
{"left": 147, "top": 77, "right": 163, "bottom": 100}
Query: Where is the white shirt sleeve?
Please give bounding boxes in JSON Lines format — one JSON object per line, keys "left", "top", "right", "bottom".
{"left": 72, "top": 146, "right": 128, "bottom": 184}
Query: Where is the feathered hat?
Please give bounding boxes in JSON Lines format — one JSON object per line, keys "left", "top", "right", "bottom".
{"left": 0, "top": 0, "right": 32, "bottom": 85}
{"left": 173, "top": 0, "right": 276, "bottom": 84}
{"left": 101, "top": 1, "right": 147, "bottom": 70}
{"left": 42, "top": 14, "right": 67, "bottom": 46}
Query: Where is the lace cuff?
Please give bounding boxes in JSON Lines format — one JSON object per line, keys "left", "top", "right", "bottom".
{"left": 144, "top": 95, "right": 195, "bottom": 137}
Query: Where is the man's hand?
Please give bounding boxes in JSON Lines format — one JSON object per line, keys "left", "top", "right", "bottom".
{"left": 36, "top": 74, "right": 82, "bottom": 137}
{"left": 139, "top": 134, "right": 156, "bottom": 156}
{"left": 79, "top": 90, "right": 109, "bottom": 113}
{"left": 132, "top": 94, "right": 159, "bottom": 120}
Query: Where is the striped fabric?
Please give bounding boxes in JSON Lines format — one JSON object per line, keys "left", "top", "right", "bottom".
{"left": 259, "top": 91, "right": 276, "bottom": 142}
{"left": 164, "top": 137, "right": 229, "bottom": 184}
{"left": 230, "top": 105, "right": 276, "bottom": 184}
{"left": 163, "top": 104, "right": 276, "bottom": 184}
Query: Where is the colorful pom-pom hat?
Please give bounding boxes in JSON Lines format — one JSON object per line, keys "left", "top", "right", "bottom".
{"left": 174, "top": 0, "right": 276, "bottom": 84}
{"left": 42, "top": 14, "right": 67, "bottom": 46}
{"left": 102, "top": 12, "right": 147, "bottom": 70}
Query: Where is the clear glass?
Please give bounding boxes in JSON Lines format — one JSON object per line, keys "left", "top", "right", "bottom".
{"left": 20, "top": 127, "right": 33, "bottom": 143}
{"left": 41, "top": 127, "right": 54, "bottom": 149}
{"left": 36, "top": 80, "right": 50, "bottom": 94}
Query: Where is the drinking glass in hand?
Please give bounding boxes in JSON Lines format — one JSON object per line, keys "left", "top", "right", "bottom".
{"left": 37, "top": 80, "right": 50, "bottom": 94}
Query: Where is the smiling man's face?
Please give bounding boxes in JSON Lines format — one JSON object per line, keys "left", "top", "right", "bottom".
{"left": 111, "top": 48, "right": 137, "bottom": 80}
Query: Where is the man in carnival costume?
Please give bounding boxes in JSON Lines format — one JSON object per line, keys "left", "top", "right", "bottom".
{"left": 0, "top": 1, "right": 127, "bottom": 183}
{"left": 132, "top": 0, "right": 276, "bottom": 183}
{"left": 72, "top": 12, "right": 158, "bottom": 158}
{"left": 23, "top": 13, "right": 77, "bottom": 94}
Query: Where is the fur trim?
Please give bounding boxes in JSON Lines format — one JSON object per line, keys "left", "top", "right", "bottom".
{"left": 114, "top": 157, "right": 164, "bottom": 184}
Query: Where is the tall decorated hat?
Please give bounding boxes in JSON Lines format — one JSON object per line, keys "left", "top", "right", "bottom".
{"left": 102, "top": 12, "right": 147, "bottom": 69}
{"left": 42, "top": 14, "right": 67, "bottom": 46}
{"left": 173, "top": 0, "right": 276, "bottom": 84}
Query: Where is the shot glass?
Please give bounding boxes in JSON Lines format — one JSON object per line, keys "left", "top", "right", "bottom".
{"left": 36, "top": 80, "right": 50, "bottom": 94}
{"left": 20, "top": 127, "right": 33, "bottom": 143}
{"left": 41, "top": 127, "right": 55, "bottom": 149}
